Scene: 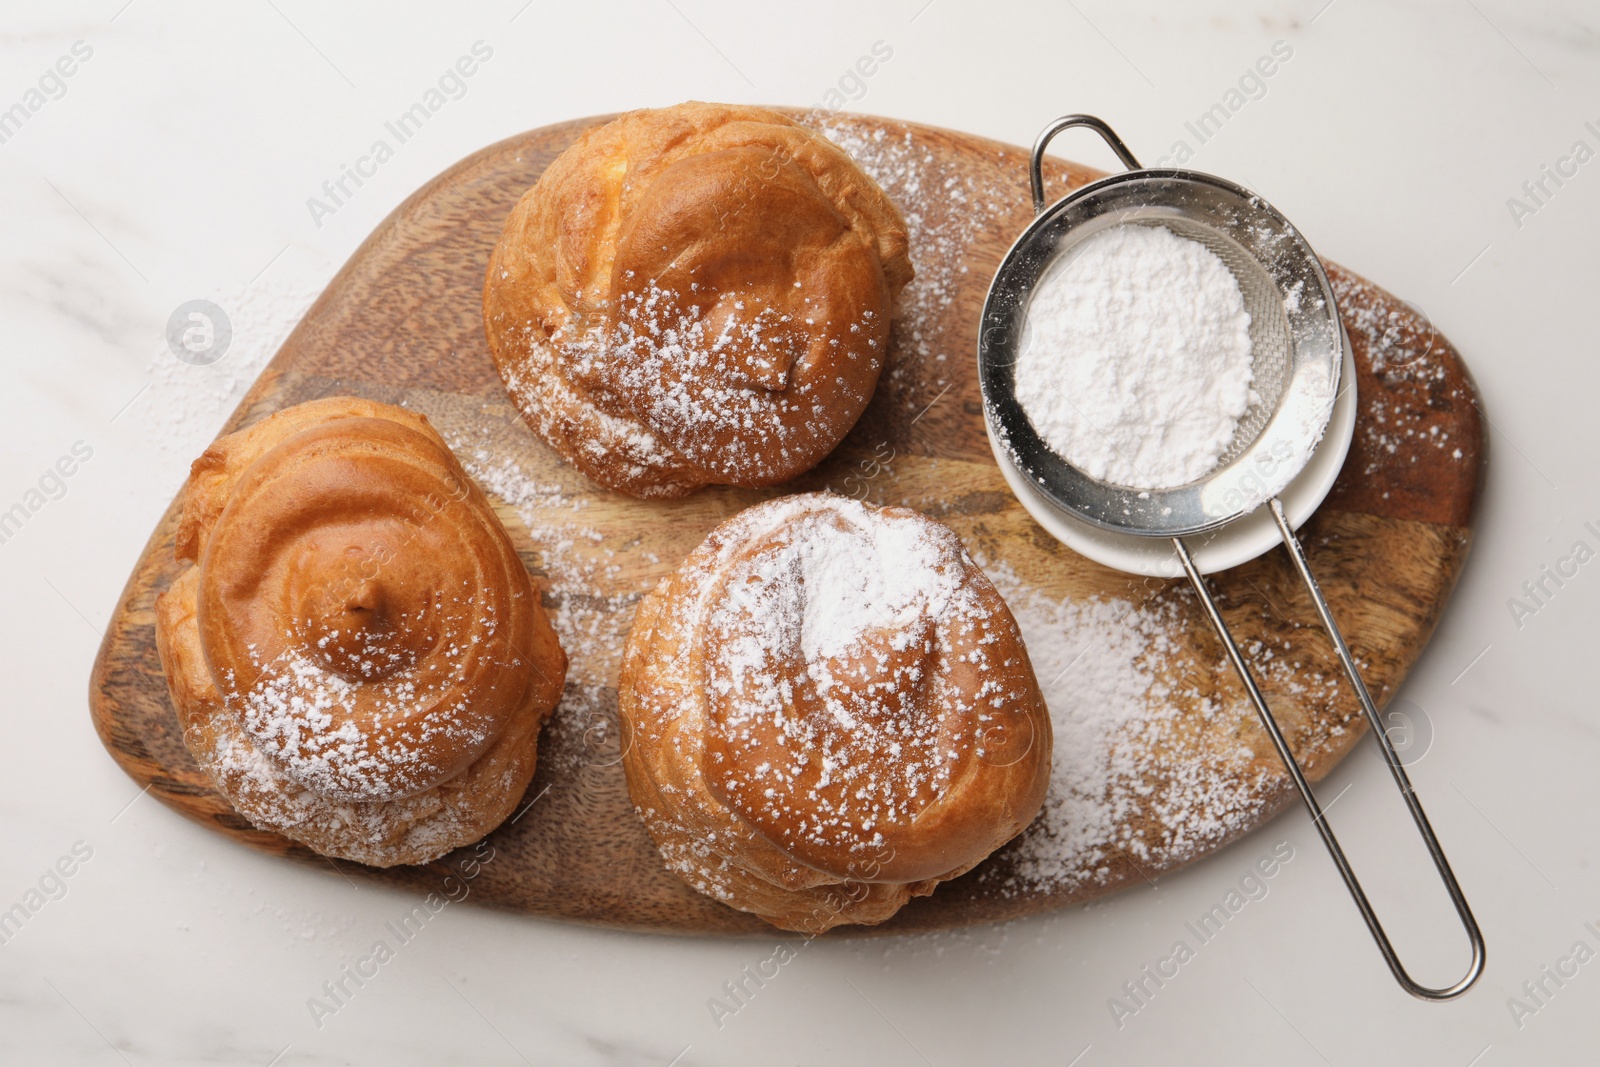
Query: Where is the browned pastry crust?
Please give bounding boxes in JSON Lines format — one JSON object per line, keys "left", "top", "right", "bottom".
{"left": 619, "top": 493, "right": 1051, "bottom": 931}
{"left": 154, "top": 397, "right": 567, "bottom": 867}
{"left": 483, "top": 101, "right": 914, "bottom": 498}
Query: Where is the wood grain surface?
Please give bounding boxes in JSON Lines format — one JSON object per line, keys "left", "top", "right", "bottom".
{"left": 87, "top": 112, "right": 1485, "bottom": 936}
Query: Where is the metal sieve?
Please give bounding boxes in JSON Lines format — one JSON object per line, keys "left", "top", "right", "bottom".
{"left": 979, "top": 115, "right": 1483, "bottom": 1000}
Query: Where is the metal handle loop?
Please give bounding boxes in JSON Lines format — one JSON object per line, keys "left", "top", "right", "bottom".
{"left": 1173, "top": 501, "right": 1485, "bottom": 1001}
{"left": 1030, "top": 114, "right": 1143, "bottom": 216}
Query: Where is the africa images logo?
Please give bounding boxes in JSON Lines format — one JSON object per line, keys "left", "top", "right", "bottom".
{"left": 166, "top": 299, "right": 232, "bottom": 366}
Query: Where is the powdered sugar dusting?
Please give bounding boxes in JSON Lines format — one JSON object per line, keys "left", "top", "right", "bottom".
{"left": 718, "top": 497, "right": 963, "bottom": 666}
{"left": 504, "top": 279, "right": 879, "bottom": 488}
{"left": 973, "top": 562, "right": 1288, "bottom": 895}
{"left": 814, "top": 119, "right": 1002, "bottom": 416}
{"left": 1331, "top": 272, "right": 1472, "bottom": 473}
{"left": 200, "top": 707, "right": 513, "bottom": 867}
{"left": 238, "top": 639, "right": 489, "bottom": 804}
{"left": 699, "top": 498, "right": 1010, "bottom": 854}
{"left": 452, "top": 436, "right": 641, "bottom": 766}
{"left": 127, "top": 275, "right": 322, "bottom": 458}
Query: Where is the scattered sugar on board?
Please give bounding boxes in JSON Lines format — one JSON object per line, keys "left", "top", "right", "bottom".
{"left": 1329, "top": 272, "right": 1472, "bottom": 471}
{"left": 452, "top": 433, "right": 642, "bottom": 768}
{"left": 127, "top": 275, "right": 324, "bottom": 459}
{"left": 972, "top": 560, "right": 1321, "bottom": 895}
{"left": 814, "top": 118, "right": 1007, "bottom": 419}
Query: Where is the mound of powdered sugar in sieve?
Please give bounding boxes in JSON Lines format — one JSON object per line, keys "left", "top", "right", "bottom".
{"left": 1014, "top": 223, "right": 1256, "bottom": 490}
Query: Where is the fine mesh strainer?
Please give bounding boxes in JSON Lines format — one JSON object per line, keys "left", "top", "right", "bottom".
{"left": 979, "top": 115, "right": 1484, "bottom": 1000}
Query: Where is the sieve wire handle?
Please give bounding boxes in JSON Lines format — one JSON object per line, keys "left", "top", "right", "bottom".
{"left": 1030, "top": 114, "right": 1142, "bottom": 216}
{"left": 1172, "top": 500, "right": 1485, "bottom": 1001}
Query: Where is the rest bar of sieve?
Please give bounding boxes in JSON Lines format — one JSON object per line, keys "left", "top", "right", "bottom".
{"left": 1171, "top": 502, "right": 1486, "bottom": 1001}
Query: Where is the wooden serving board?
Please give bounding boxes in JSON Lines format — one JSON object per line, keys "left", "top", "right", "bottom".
{"left": 89, "top": 113, "right": 1485, "bottom": 936}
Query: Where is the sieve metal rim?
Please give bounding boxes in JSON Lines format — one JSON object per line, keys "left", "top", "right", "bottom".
{"left": 977, "top": 163, "right": 1344, "bottom": 539}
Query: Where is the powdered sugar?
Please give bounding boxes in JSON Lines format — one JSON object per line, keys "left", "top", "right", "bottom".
{"left": 198, "top": 702, "right": 513, "bottom": 868}
{"left": 1015, "top": 224, "right": 1255, "bottom": 489}
{"left": 697, "top": 499, "right": 991, "bottom": 850}
{"left": 575, "top": 279, "right": 871, "bottom": 480}
{"left": 126, "top": 275, "right": 322, "bottom": 458}
{"left": 238, "top": 641, "right": 488, "bottom": 804}
{"left": 455, "top": 448, "right": 627, "bottom": 669}
{"left": 1330, "top": 271, "right": 1472, "bottom": 472}
{"left": 972, "top": 562, "right": 1285, "bottom": 895}
{"left": 721, "top": 497, "right": 963, "bottom": 667}
{"left": 452, "top": 437, "right": 642, "bottom": 768}
{"left": 994, "top": 578, "right": 1169, "bottom": 884}
{"left": 812, "top": 120, "right": 1002, "bottom": 419}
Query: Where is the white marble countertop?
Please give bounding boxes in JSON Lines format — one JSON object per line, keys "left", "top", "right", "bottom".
{"left": 3, "top": 1, "right": 1597, "bottom": 1063}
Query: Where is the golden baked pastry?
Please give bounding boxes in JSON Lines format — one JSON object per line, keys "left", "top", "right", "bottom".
{"left": 619, "top": 493, "right": 1051, "bottom": 931}
{"left": 154, "top": 397, "right": 567, "bottom": 867}
{"left": 484, "top": 101, "right": 914, "bottom": 498}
